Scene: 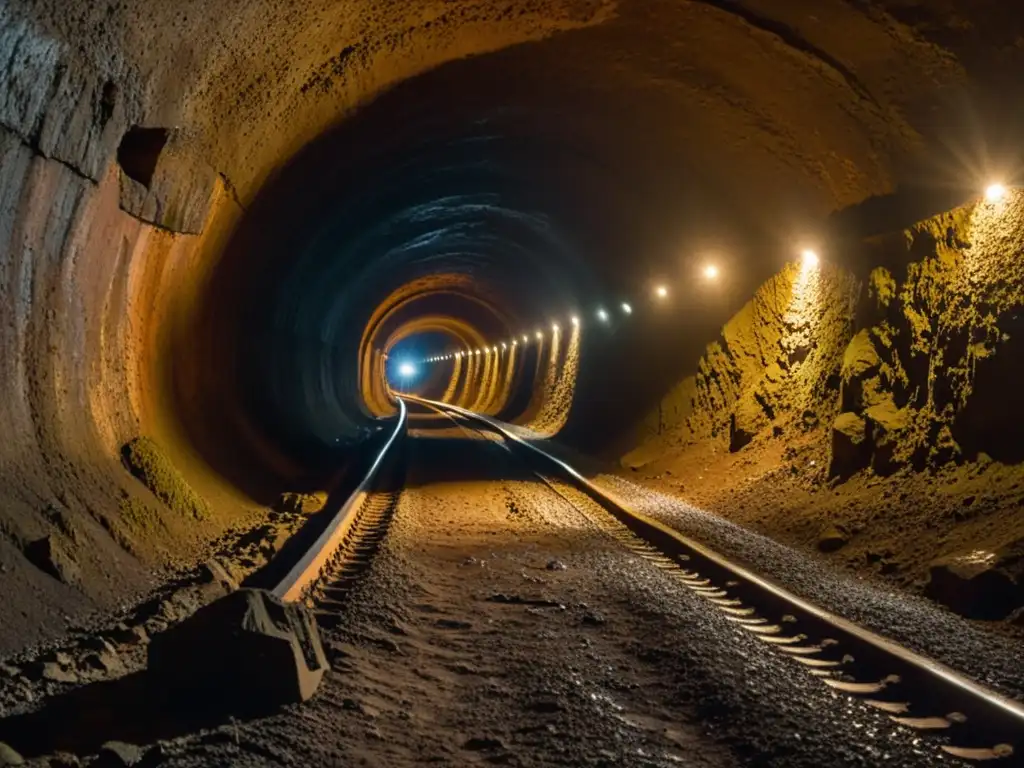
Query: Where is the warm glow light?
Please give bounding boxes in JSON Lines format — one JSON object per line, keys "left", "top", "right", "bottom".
{"left": 596, "top": 308, "right": 609, "bottom": 322}
{"left": 801, "top": 249, "right": 819, "bottom": 269}
{"left": 621, "top": 302, "right": 632, "bottom": 314}
{"left": 536, "top": 331, "right": 543, "bottom": 340}
{"left": 552, "top": 322, "right": 560, "bottom": 332}
{"left": 985, "top": 182, "right": 1007, "bottom": 202}
{"left": 703, "top": 264, "right": 719, "bottom": 280}
{"left": 398, "top": 362, "right": 416, "bottom": 377}
{"left": 655, "top": 285, "right": 668, "bottom": 299}
{"left": 501, "top": 342, "right": 507, "bottom": 349}
{"left": 522, "top": 334, "right": 529, "bottom": 343}
{"left": 571, "top": 315, "right": 580, "bottom": 326}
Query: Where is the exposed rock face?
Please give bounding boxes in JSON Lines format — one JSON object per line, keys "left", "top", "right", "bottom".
{"left": 629, "top": 263, "right": 858, "bottom": 455}
{"left": 1, "top": 0, "right": 1023, "bottom": 651}
{"left": 829, "top": 412, "right": 870, "bottom": 479}
{"left": 629, "top": 190, "right": 1024, "bottom": 483}
{"left": 22, "top": 536, "right": 80, "bottom": 585}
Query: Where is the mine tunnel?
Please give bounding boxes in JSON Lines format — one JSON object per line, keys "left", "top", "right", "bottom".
{"left": 2, "top": 1, "right": 1024, "bottom": 765}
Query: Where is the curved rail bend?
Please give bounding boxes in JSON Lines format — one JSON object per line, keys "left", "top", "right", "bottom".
{"left": 272, "top": 399, "right": 408, "bottom": 602}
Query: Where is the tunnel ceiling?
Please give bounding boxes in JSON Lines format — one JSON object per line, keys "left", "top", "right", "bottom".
{"left": 7, "top": 0, "right": 1024, "bottom": 492}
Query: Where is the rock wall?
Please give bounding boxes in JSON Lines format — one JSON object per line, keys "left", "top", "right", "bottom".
{"left": 833, "top": 190, "right": 1024, "bottom": 477}
{"left": 625, "top": 191, "right": 1024, "bottom": 482}
{"left": 624, "top": 261, "right": 858, "bottom": 465}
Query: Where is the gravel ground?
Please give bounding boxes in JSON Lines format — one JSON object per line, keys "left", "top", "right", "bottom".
{"left": 597, "top": 474, "right": 1024, "bottom": 703}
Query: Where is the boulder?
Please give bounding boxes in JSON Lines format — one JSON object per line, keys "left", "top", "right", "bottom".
{"left": 817, "top": 525, "right": 849, "bottom": 553}
{"left": 0, "top": 742, "right": 23, "bottom": 765}
{"left": 22, "top": 535, "right": 80, "bottom": 585}
{"left": 829, "top": 412, "right": 870, "bottom": 479}
{"left": 147, "top": 588, "right": 328, "bottom": 714}
{"left": 275, "top": 492, "right": 327, "bottom": 515}
{"left": 924, "top": 556, "right": 1023, "bottom": 620}
{"left": 94, "top": 741, "right": 143, "bottom": 767}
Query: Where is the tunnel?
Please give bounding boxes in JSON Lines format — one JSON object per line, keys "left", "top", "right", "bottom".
{"left": 2, "top": 1, "right": 1024, "bottom": 764}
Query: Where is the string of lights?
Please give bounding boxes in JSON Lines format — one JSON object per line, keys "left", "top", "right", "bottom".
{"left": 414, "top": 247, "right": 823, "bottom": 366}
{"left": 383, "top": 181, "right": 1010, "bottom": 384}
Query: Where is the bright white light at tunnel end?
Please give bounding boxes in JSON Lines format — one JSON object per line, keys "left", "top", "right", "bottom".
{"left": 596, "top": 307, "right": 609, "bottom": 322}
{"left": 398, "top": 362, "right": 417, "bottom": 377}
{"left": 621, "top": 302, "right": 632, "bottom": 315}
{"left": 985, "top": 182, "right": 1008, "bottom": 203}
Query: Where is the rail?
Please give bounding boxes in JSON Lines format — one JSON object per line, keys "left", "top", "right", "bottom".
{"left": 272, "top": 399, "right": 408, "bottom": 602}
{"left": 409, "top": 395, "right": 1024, "bottom": 762}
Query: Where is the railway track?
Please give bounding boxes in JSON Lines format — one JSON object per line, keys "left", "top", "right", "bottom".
{"left": 410, "top": 395, "right": 1024, "bottom": 765}
{"left": 269, "top": 393, "right": 1024, "bottom": 763}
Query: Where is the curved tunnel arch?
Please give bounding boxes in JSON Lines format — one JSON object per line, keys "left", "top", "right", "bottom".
{"left": 3, "top": 0, "right": 1023, "bottom": 644}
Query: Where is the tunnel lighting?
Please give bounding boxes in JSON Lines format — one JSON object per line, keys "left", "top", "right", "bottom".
{"left": 571, "top": 315, "right": 580, "bottom": 326}
{"left": 596, "top": 308, "right": 609, "bottom": 322}
{"left": 536, "top": 330, "right": 543, "bottom": 340}
{"left": 801, "top": 249, "right": 820, "bottom": 269}
{"left": 522, "top": 334, "right": 529, "bottom": 343}
{"left": 551, "top": 322, "right": 560, "bottom": 332}
{"left": 501, "top": 342, "right": 507, "bottom": 349}
{"left": 985, "top": 182, "right": 1008, "bottom": 202}
{"left": 621, "top": 302, "right": 632, "bottom": 314}
{"left": 703, "top": 264, "right": 719, "bottom": 280}
{"left": 655, "top": 285, "right": 668, "bottom": 299}
{"left": 398, "top": 362, "right": 417, "bottom": 377}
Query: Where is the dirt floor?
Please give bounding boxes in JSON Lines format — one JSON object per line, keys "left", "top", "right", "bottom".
{"left": 619, "top": 420, "right": 1024, "bottom": 626}
{"left": 0, "top": 414, "right": 999, "bottom": 766}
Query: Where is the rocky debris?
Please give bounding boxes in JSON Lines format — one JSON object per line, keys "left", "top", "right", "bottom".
{"left": 486, "top": 594, "right": 563, "bottom": 608}
{"left": 545, "top": 559, "right": 566, "bottom": 571}
{"left": 0, "top": 742, "right": 23, "bottom": 765}
{"left": 729, "top": 392, "right": 768, "bottom": 452}
{"left": 817, "top": 525, "right": 849, "bottom": 553}
{"left": 196, "top": 559, "right": 240, "bottom": 602}
{"left": 581, "top": 611, "right": 606, "bottom": 626}
{"left": 147, "top": 588, "right": 329, "bottom": 712}
{"left": 275, "top": 492, "right": 327, "bottom": 515}
{"left": 829, "top": 412, "right": 870, "bottom": 478}
{"left": 45, "top": 753, "right": 81, "bottom": 767}
{"left": 924, "top": 555, "right": 1023, "bottom": 620}
{"left": 38, "top": 661, "right": 78, "bottom": 685}
{"left": 21, "top": 535, "right": 80, "bottom": 585}
{"left": 121, "top": 437, "right": 211, "bottom": 521}
{"left": 94, "top": 741, "right": 143, "bottom": 767}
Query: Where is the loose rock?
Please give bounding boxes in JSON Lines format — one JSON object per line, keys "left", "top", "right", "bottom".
{"left": 0, "top": 742, "right": 23, "bottom": 765}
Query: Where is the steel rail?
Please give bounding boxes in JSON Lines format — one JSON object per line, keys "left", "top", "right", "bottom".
{"left": 407, "top": 395, "right": 1024, "bottom": 760}
{"left": 272, "top": 399, "right": 408, "bottom": 602}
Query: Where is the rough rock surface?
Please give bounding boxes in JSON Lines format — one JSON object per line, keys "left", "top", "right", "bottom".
{"left": 624, "top": 191, "right": 1024, "bottom": 619}
{"left": 0, "top": 0, "right": 1023, "bottom": 656}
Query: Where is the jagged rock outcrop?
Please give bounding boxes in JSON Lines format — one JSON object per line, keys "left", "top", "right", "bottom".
{"left": 628, "top": 190, "right": 1024, "bottom": 481}
{"left": 627, "top": 262, "right": 857, "bottom": 458}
